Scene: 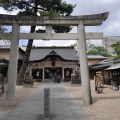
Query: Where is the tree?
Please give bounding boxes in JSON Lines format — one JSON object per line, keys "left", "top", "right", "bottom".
{"left": 0, "top": 26, "right": 10, "bottom": 45}
{"left": 71, "top": 40, "right": 93, "bottom": 55}
{"left": 0, "top": 0, "right": 75, "bottom": 85}
{"left": 87, "top": 44, "right": 111, "bottom": 57}
{"left": 111, "top": 42, "right": 120, "bottom": 59}
{"left": 71, "top": 42, "right": 77, "bottom": 47}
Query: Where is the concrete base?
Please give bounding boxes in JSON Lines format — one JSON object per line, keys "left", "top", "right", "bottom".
{"left": 5, "top": 98, "right": 16, "bottom": 107}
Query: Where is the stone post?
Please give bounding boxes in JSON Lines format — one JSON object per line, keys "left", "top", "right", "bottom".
{"left": 44, "top": 88, "right": 50, "bottom": 118}
{"left": 77, "top": 23, "right": 92, "bottom": 105}
{"left": 6, "top": 23, "right": 19, "bottom": 106}
{"left": 62, "top": 68, "right": 64, "bottom": 79}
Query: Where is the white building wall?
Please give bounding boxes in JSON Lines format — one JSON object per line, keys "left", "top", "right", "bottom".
{"left": 103, "top": 36, "right": 120, "bottom": 56}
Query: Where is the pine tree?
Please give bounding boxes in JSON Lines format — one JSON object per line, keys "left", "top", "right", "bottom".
{"left": 0, "top": 0, "right": 75, "bottom": 85}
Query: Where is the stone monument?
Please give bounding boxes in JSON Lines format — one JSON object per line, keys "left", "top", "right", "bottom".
{"left": 23, "top": 65, "right": 33, "bottom": 87}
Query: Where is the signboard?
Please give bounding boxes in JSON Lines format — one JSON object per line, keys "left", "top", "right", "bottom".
{"left": 95, "top": 71, "right": 103, "bottom": 91}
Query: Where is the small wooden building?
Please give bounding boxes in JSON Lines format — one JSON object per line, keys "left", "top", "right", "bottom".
{"left": 90, "top": 58, "right": 120, "bottom": 86}
{"left": 0, "top": 45, "right": 25, "bottom": 77}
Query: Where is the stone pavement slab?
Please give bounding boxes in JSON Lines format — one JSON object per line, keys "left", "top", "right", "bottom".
{"left": 2, "top": 82, "right": 90, "bottom": 120}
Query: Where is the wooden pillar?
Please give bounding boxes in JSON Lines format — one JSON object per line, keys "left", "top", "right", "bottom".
{"left": 62, "top": 61, "right": 64, "bottom": 79}
{"left": 42, "top": 62, "right": 45, "bottom": 79}
{"left": 102, "top": 69, "right": 105, "bottom": 84}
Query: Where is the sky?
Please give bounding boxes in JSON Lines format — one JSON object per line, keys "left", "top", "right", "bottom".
{"left": 0, "top": 0, "right": 120, "bottom": 47}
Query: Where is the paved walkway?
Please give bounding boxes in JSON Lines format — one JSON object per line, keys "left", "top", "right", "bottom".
{"left": 2, "top": 82, "right": 90, "bottom": 120}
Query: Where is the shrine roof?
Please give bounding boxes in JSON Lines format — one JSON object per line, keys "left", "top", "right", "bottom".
{"left": 29, "top": 46, "right": 79, "bottom": 62}
{"left": 0, "top": 45, "right": 25, "bottom": 53}
{"left": 29, "top": 46, "right": 108, "bottom": 62}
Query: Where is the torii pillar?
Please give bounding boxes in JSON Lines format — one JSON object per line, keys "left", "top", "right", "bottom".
{"left": 5, "top": 23, "right": 19, "bottom": 106}
{"left": 78, "top": 23, "right": 92, "bottom": 105}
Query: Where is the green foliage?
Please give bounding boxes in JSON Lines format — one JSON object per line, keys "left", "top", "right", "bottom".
{"left": 70, "top": 41, "right": 112, "bottom": 57}
{"left": 111, "top": 42, "right": 120, "bottom": 59}
{"left": 87, "top": 44, "right": 111, "bottom": 57}
{"left": 18, "top": 10, "right": 36, "bottom": 16}
{"left": 39, "top": 2, "right": 75, "bottom": 33}
{"left": 0, "top": 0, "right": 75, "bottom": 33}
{"left": 60, "top": 1, "right": 76, "bottom": 16}
{"left": 71, "top": 43, "right": 77, "bottom": 47}
{"left": 0, "top": 0, "right": 75, "bottom": 85}
{"left": 53, "top": 26, "right": 72, "bottom": 33}
{"left": 40, "top": 9, "right": 60, "bottom": 17}
{"left": 0, "top": 0, "right": 19, "bottom": 11}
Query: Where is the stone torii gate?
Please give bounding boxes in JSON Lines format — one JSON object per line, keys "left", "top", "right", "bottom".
{"left": 0, "top": 12, "right": 109, "bottom": 106}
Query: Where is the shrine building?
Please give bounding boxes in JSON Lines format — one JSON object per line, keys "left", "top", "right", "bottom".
{"left": 29, "top": 46, "right": 107, "bottom": 81}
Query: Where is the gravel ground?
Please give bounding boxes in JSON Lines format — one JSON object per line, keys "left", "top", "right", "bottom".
{"left": 0, "top": 83, "right": 42, "bottom": 119}
{"left": 0, "top": 81, "right": 120, "bottom": 120}
{"left": 64, "top": 81, "right": 120, "bottom": 120}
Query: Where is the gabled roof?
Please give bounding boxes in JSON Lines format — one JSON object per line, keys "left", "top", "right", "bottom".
{"left": 29, "top": 46, "right": 79, "bottom": 62}
{"left": 89, "top": 58, "right": 114, "bottom": 70}
{"left": 29, "top": 46, "right": 108, "bottom": 62}
{"left": 105, "top": 59, "right": 120, "bottom": 70}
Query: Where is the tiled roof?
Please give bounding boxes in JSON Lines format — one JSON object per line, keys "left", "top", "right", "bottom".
{"left": 87, "top": 55, "right": 107, "bottom": 59}
{"left": 29, "top": 47, "right": 108, "bottom": 62}
{"left": 29, "top": 47, "right": 79, "bottom": 61}
{"left": 89, "top": 58, "right": 114, "bottom": 70}
{"left": 0, "top": 45, "right": 10, "bottom": 49}
{"left": 0, "top": 45, "right": 25, "bottom": 53}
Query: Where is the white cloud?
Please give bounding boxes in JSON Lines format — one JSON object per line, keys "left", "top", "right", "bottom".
{"left": 33, "top": 40, "right": 76, "bottom": 47}
{"left": 0, "top": 7, "right": 18, "bottom": 15}
{"left": 100, "top": 0, "right": 118, "bottom": 3}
